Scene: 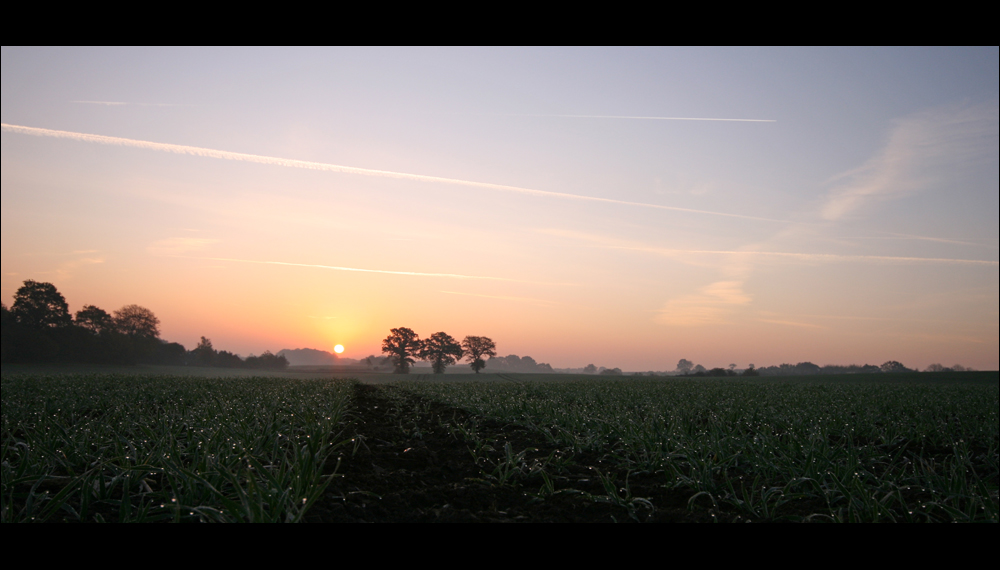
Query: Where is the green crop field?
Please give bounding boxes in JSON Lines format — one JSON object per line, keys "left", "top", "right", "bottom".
{"left": 2, "top": 367, "right": 997, "bottom": 522}
{"left": 1, "top": 374, "right": 352, "bottom": 522}
{"left": 396, "top": 373, "right": 999, "bottom": 522}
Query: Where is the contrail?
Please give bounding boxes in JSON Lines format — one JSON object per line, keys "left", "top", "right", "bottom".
{"left": 186, "top": 256, "right": 522, "bottom": 281}
{"left": 607, "top": 246, "right": 1000, "bottom": 266}
{"left": 1, "top": 123, "right": 785, "bottom": 223}
{"left": 537, "top": 228, "right": 1000, "bottom": 266}
{"left": 71, "top": 101, "right": 186, "bottom": 107}
{"left": 71, "top": 100, "right": 127, "bottom": 106}
{"left": 502, "top": 114, "right": 776, "bottom": 122}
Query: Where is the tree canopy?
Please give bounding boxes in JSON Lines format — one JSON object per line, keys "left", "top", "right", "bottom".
{"left": 382, "top": 328, "right": 422, "bottom": 374}
{"left": 420, "top": 332, "right": 464, "bottom": 374}
{"left": 461, "top": 336, "right": 497, "bottom": 374}
{"left": 12, "top": 280, "right": 71, "bottom": 329}
{"left": 75, "top": 305, "right": 113, "bottom": 335}
{"left": 113, "top": 305, "right": 160, "bottom": 339}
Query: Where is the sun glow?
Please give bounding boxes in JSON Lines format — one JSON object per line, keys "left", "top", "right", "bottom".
{"left": 334, "top": 345, "right": 345, "bottom": 354}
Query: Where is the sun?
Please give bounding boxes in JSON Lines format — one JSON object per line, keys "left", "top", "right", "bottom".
{"left": 334, "top": 344, "right": 345, "bottom": 354}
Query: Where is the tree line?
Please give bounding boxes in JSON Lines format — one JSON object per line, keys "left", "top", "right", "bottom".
{"left": 1, "top": 280, "right": 286, "bottom": 369}
{"left": 670, "top": 359, "right": 973, "bottom": 377}
{"left": 381, "top": 328, "right": 497, "bottom": 374}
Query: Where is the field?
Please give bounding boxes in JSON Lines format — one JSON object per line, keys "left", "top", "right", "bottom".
{"left": 2, "top": 366, "right": 997, "bottom": 522}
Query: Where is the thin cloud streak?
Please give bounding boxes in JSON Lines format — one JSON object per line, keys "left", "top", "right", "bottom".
{"left": 502, "top": 114, "right": 776, "bottom": 122}
{"left": 1, "top": 123, "right": 786, "bottom": 223}
{"left": 863, "top": 232, "right": 997, "bottom": 248}
{"left": 758, "top": 319, "right": 827, "bottom": 329}
{"left": 537, "top": 228, "right": 999, "bottom": 266}
{"left": 620, "top": 248, "right": 1000, "bottom": 266}
{"left": 71, "top": 101, "right": 127, "bottom": 106}
{"left": 179, "top": 256, "right": 524, "bottom": 282}
{"left": 71, "top": 101, "right": 186, "bottom": 107}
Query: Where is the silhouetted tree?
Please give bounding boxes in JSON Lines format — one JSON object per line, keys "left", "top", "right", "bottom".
{"left": 75, "top": 305, "right": 113, "bottom": 335}
{"left": 192, "top": 337, "right": 216, "bottom": 366}
{"left": 108, "top": 305, "right": 160, "bottom": 364}
{"left": 363, "top": 354, "right": 392, "bottom": 371}
{"left": 246, "top": 351, "right": 289, "bottom": 370}
{"left": 419, "top": 332, "right": 464, "bottom": 374}
{"left": 156, "top": 341, "right": 187, "bottom": 366}
{"left": 676, "top": 359, "right": 694, "bottom": 374}
{"left": 1, "top": 303, "right": 12, "bottom": 362}
{"left": 880, "top": 361, "right": 909, "bottom": 373}
{"left": 599, "top": 367, "right": 623, "bottom": 376}
{"left": 461, "top": 336, "right": 496, "bottom": 374}
{"left": 486, "top": 355, "right": 551, "bottom": 373}
{"left": 12, "top": 280, "right": 72, "bottom": 329}
{"left": 583, "top": 364, "right": 597, "bottom": 374}
{"left": 742, "top": 364, "right": 760, "bottom": 377}
{"left": 113, "top": 305, "right": 160, "bottom": 339}
{"left": 925, "top": 363, "right": 945, "bottom": 373}
{"left": 382, "top": 328, "right": 421, "bottom": 374}
{"left": 215, "top": 350, "right": 245, "bottom": 368}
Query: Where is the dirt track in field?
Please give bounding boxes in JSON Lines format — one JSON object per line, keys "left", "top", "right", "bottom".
{"left": 305, "top": 383, "right": 718, "bottom": 523}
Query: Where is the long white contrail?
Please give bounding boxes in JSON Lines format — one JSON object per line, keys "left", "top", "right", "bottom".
{"left": 189, "top": 256, "right": 522, "bottom": 281}
{"left": 71, "top": 101, "right": 186, "bottom": 107}
{"left": 504, "top": 114, "right": 776, "bottom": 122}
{"left": 1, "top": 123, "right": 785, "bottom": 223}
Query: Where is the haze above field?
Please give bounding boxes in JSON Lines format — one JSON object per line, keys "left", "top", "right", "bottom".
{"left": 2, "top": 47, "right": 997, "bottom": 371}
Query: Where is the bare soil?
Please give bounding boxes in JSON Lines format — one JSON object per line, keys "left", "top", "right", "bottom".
{"left": 305, "top": 383, "right": 721, "bottom": 523}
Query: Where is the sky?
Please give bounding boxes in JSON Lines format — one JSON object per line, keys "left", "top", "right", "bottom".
{"left": 2, "top": 46, "right": 997, "bottom": 371}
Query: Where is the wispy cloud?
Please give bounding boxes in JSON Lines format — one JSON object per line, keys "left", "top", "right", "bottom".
{"left": 147, "top": 237, "right": 219, "bottom": 256}
{"left": 1, "top": 123, "right": 783, "bottom": 223}
{"left": 656, "top": 281, "right": 752, "bottom": 326}
{"left": 822, "top": 103, "right": 999, "bottom": 221}
{"left": 53, "top": 257, "right": 105, "bottom": 280}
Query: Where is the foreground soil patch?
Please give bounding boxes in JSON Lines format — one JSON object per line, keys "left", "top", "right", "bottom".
{"left": 305, "top": 384, "right": 715, "bottom": 522}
